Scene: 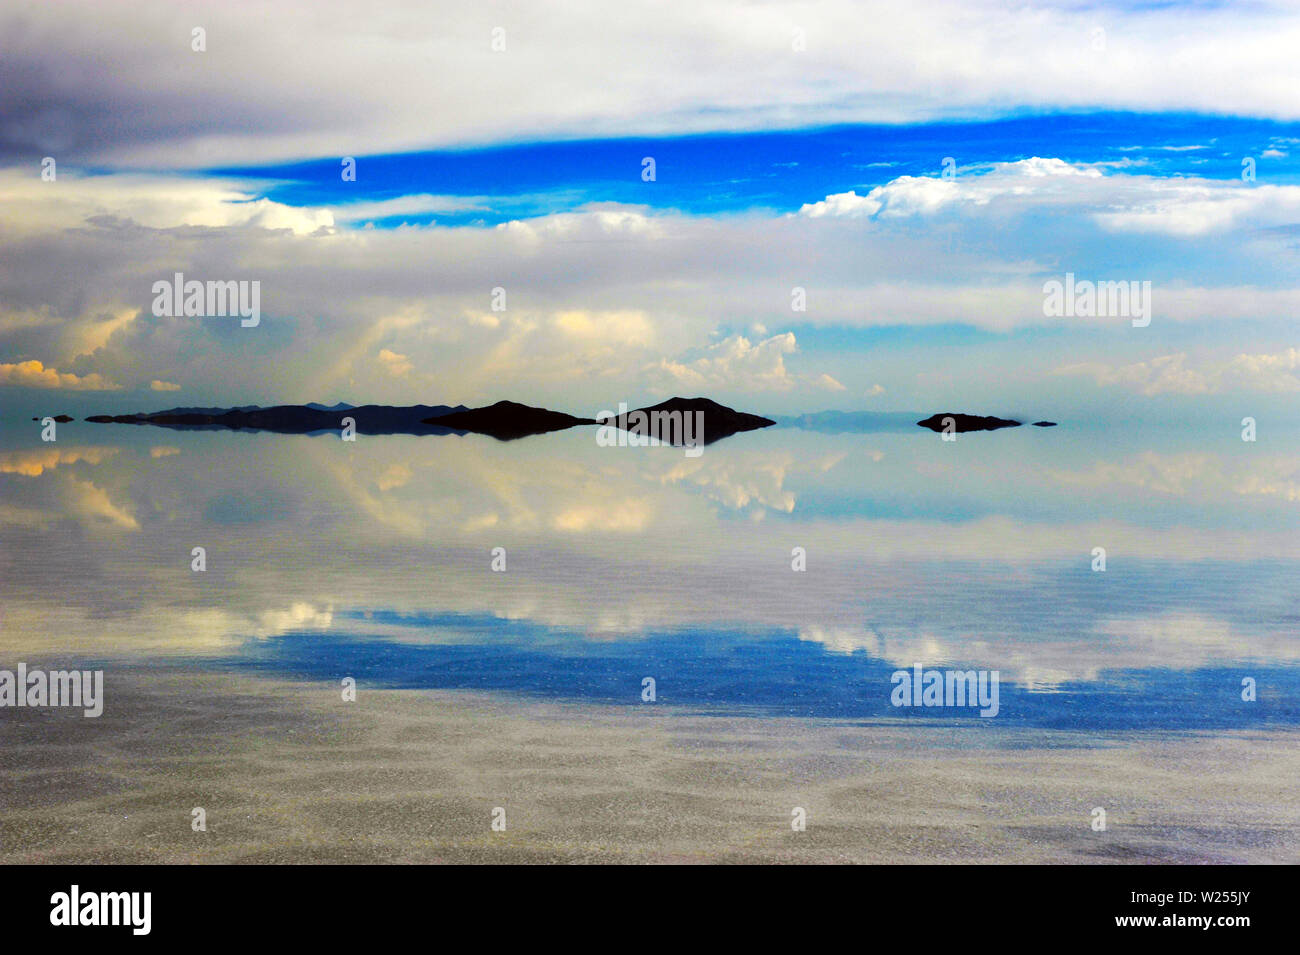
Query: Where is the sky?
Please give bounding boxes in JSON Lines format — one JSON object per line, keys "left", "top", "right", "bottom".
{"left": 2, "top": 0, "right": 1299, "bottom": 423}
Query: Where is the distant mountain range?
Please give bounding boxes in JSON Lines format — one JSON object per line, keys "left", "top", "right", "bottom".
{"left": 772, "top": 410, "right": 926, "bottom": 434}
{"left": 77, "top": 401, "right": 1054, "bottom": 439}
{"left": 86, "top": 404, "right": 470, "bottom": 435}
{"left": 82, "top": 397, "right": 771, "bottom": 442}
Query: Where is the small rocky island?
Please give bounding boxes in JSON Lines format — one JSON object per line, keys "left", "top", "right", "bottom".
{"left": 423, "top": 400, "right": 596, "bottom": 440}
{"left": 597, "top": 397, "right": 775, "bottom": 445}
{"left": 916, "top": 413, "right": 1057, "bottom": 433}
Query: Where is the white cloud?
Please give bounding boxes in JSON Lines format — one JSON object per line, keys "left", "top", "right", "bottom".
{"left": 649, "top": 332, "right": 799, "bottom": 392}
{"left": 798, "top": 158, "right": 1300, "bottom": 240}
{"left": 6, "top": 2, "right": 1300, "bottom": 166}
{"left": 377, "top": 348, "right": 413, "bottom": 377}
{"left": 795, "top": 159, "right": 1094, "bottom": 219}
{"left": 0, "top": 172, "right": 333, "bottom": 236}
{"left": 1092, "top": 183, "right": 1300, "bottom": 237}
{"left": 0, "top": 359, "right": 118, "bottom": 390}
{"left": 798, "top": 190, "right": 884, "bottom": 219}
{"left": 3, "top": 160, "right": 1300, "bottom": 405}
{"left": 1057, "top": 348, "right": 1300, "bottom": 396}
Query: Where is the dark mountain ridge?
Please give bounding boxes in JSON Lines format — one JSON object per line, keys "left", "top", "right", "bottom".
{"left": 423, "top": 400, "right": 596, "bottom": 440}
{"left": 86, "top": 404, "right": 468, "bottom": 435}
{"left": 79, "top": 401, "right": 1048, "bottom": 441}
{"left": 596, "top": 397, "right": 776, "bottom": 445}
{"left": 916, "top": 413, "right": 1057, "bottom": 433}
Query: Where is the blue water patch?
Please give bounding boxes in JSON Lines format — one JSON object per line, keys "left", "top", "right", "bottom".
{"left": 194, "top": 613, "right": 1300, "bottom": 731}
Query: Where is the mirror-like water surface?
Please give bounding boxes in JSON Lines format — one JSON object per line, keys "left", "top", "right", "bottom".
{"left": 3, "top": 420, "right": 1295, "bottom": 731}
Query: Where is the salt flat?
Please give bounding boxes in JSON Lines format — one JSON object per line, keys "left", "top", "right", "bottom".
{"left": 2, "top": 668, "right": 1294, "bottom": 864}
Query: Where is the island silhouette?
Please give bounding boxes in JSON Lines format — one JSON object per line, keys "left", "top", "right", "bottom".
{"left": 425, "top": 400, "right": 596, "bottom": 440}
{"left": 86, "top": 403, "right": 471, "bottom": 435}
{"left": 916, "top": 413, "right": 1057, "bottom": 433}
{"left": 84, "top": 397, "right": 766, "bottom": 442}
{"left": 596, "top": 397, "right": 775, "bottom": 446}
{"left": 78, "top": 401, "right": 1055, "bottom": 440}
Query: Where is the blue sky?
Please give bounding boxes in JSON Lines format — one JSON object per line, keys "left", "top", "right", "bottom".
{"left": 218, "top": 114, "right": 1300, "bottom": 226}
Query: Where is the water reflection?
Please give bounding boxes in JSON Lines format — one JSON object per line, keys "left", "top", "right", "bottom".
{"left": 0, "top": 420, "right": 1296, "bottom": 729}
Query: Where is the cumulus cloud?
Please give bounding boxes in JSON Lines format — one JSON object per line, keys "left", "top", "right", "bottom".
{"left": 795, "top": 158, "right": 1102, "bottom": 218}
{"left": 1, "top": 159, "right": 1299, "bottom": 406}
{"left": 649, "top": 333, "right": 800, "bottom": 392}
{"left": 376, "top": 348, "right": 413, "bottom": 378}
{"left": 797, "top": 157, "right": 1300, "bottom": 240}
{"left": 1092, "top": 183, "right": 1300, "bottom": 237}
{"left": 1056, "top": 348, "right": 1300, "bottom": 396}
{"left": 150, "top": 379, "right": 181, "bottom": 391}
{"left": 0, "top": 359, "right": 118, "bottom": 390}
{"left": 0, "top": 172, "right": 333, "bottom": 236}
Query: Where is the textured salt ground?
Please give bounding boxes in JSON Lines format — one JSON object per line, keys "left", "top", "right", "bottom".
{"left": 0, "top": 667, "right": 1295, "bottom": 864}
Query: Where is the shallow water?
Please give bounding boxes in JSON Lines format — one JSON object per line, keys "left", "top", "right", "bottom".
{"left": 1, "top": 417, "right": 1297, "bottom": 732}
